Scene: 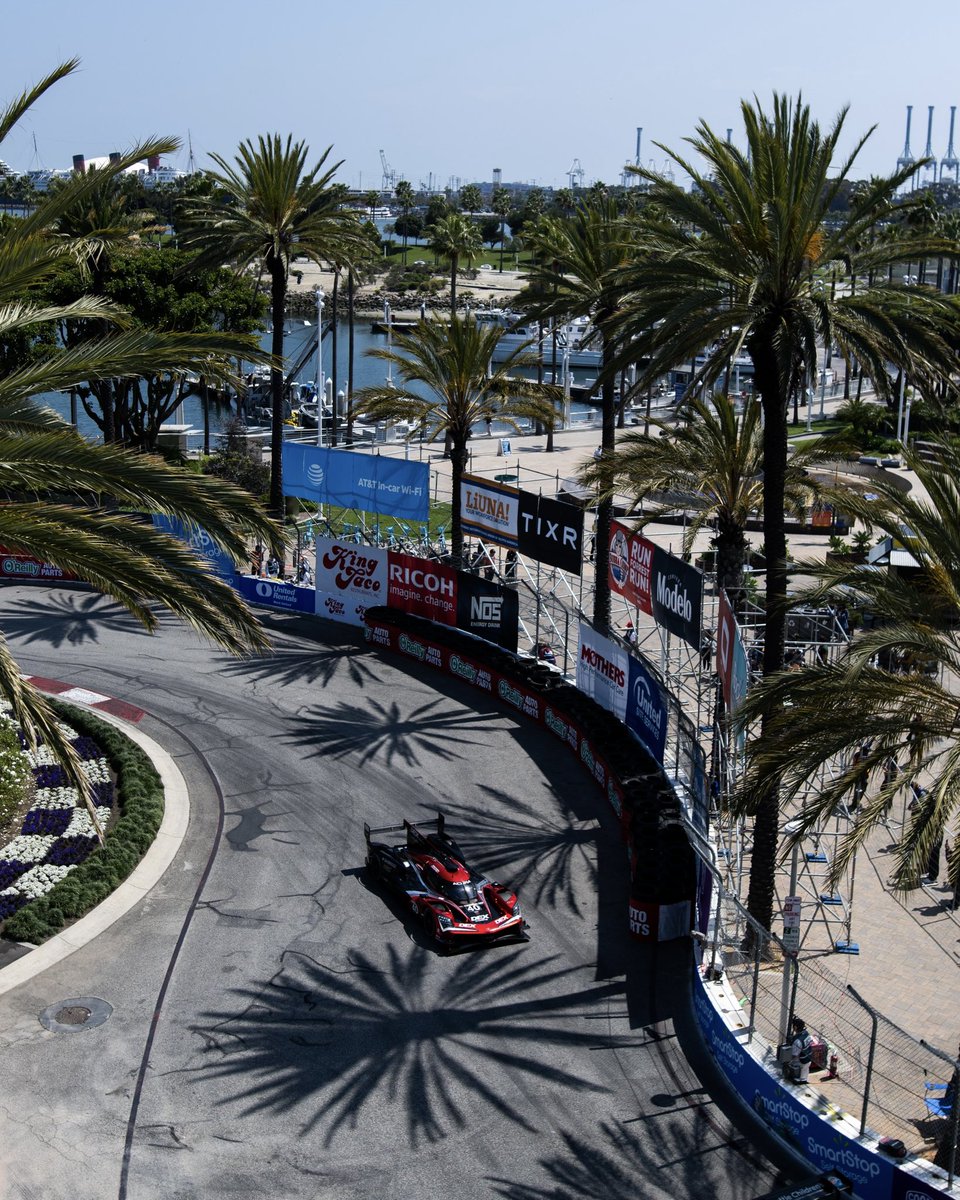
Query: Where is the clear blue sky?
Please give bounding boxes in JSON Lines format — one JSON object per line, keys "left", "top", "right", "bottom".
{"left": 3, "top": 0, "right": 959, "bottom": 190}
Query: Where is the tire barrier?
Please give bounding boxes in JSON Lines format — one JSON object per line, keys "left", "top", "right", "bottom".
{"left": 363, "top": 605, "right": 696, "bottom": 941}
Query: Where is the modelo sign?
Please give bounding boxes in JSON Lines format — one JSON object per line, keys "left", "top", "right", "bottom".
{"left": 314, "top": 538, "right": 388, "bottom": 628}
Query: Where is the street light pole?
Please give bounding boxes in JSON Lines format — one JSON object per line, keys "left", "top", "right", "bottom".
{"left": 779, "top": 817, "right": 804, "bottom": 1044}
{"left": 896, "top": 370, "right": 906, "bottom": 445}
{"left": 315, "top": 288, "right": 325, "bottom": 447}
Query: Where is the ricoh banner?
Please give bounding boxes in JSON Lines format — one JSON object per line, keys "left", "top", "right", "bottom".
{"left": 576, "top": 623, "right": 667, "bottom": 763}
{"left": 282, "top": 443, "right": 429, "bottom": 521}
{"left": 314, "top": 539, "right": 388, "bottom": 627}
{"left": 608, "top": 520, "right": 703, "bottom": 649}
{"left": 460, "top": 474, "right": 583, "bottom": 574}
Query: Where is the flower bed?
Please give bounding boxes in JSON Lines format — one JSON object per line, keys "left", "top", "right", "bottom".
{"left": 0, "top": 699, "right": 164, "bottom": 945}
{"left": 0, "top": 704, "right": 114, "bottom": 922}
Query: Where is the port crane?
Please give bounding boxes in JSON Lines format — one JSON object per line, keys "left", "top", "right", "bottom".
{"left": 566, "top": 159, "right": 585, "bottom": 189}
{"left": 379, "top": 149, "right": 397, "bottom": 195}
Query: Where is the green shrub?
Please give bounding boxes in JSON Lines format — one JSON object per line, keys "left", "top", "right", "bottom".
{"left": 0, "top": 716, "right": 31, "bottom": 826}
{"left": 3, "top": 702, "right": 165, "bottom": 944}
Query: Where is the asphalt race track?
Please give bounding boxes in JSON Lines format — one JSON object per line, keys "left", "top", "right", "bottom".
{"left": 0, "top": 587, "right": 797, "bottom": 1199}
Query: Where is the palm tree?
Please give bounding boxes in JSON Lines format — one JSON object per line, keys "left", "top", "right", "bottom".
{"left": 579, "top": 393, "right": 847, "bottom": 610}
{"left": 426, "top": 212, "right": 481, "bottom": 314}
{"left": 737, "top": 440, "right": 960, "bottom": 897}
{"left": 0, "top": 63, "right": 283, "bottom": 812}
{"left": 179, "top": 134, "right": 367, "bottom": 518}
{"left": 521, "top": 200, "right": 636, "bottom": 630}
{"left": 353, "top": 317, "right": 557, "bottom": 565}
{"left": 615, "top": 95, "right": 959, "bottom": 936}
{"left": 492, "top": 186, "right": 511, "bottom": 274}
{"left": 393, "top": 179, "right": 415, "bottom": 267}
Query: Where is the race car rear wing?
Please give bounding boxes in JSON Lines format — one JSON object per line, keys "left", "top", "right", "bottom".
{"left": 364, "top": 812, "right": 446, "bottom": 846}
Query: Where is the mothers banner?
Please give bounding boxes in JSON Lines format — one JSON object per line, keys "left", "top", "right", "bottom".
{"left": 607, "top": 520, "right": 703, "bottom": 648}
{"left": 576, "top": 623, "right": 667, "bottom": 763}
{"left": 460, "top": 474, "right": 583, "bottom": 574}
{"left": 314, "top": 537, "right": 518, "bottom": 650}
{"left": 282, "top": 443, "right": 429, "bottom": 521}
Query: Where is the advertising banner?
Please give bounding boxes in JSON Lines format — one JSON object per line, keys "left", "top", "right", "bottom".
{"left": 717, "top": 589, "right": 749, "bottom": 714}
{"left": 314, "top": 538, "right": 388, "bottom": 627}
{"left": 282, "top": 443, "right": 429, "bottom": 520}
{"left": 608, "top": 521, "right": 703, "bottom": 648}
{"left": 455, "top": 573, "right": 519, "bottom": 652}
{"left": 576, "top": 623, "right": 628, "bottom": 721}
{"left": 151, "top": 515, "right": 237, "bottom": 580}
{"left": 517, "top": 491, "right": 584, "bottom": 575}
{"left": 387, "top": 551, "right": 458, "bottom": 624}
{"left": 625, "top": 656, "right": 667, "bottom": 764}
{"left": 460, "top": 475, "right": 519, "bottom": 546}
{"left": 0, "top": 553, "right": 77, "bottom": 582}
{"left": 692, "top": 976, "right": 899, "bottom": 1200}
{"left": 232, "top": 574, "right": 315, "bottom": 613}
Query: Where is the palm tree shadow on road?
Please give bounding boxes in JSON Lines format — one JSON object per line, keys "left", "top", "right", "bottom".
{"left": 282, "top": 695, "right": 493, "bottom": 768}
{"left": 2, "top": 590, "right": 169, "bottom": 648}
{"left": 218, "top": 640, "right": 379, "bottom": 691}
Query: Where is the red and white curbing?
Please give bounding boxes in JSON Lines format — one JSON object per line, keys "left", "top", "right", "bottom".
{"left": 22, "top": 676, "right": 145, "bottom": 724}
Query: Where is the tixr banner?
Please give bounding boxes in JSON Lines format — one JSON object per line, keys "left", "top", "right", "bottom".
{"left": 282, "top": 443, "right": 429, "bottom": 520}
{"left": 608, "top": 520, "right": 703, "bottom": 648}
{"left": 460, "top": 474, "right": 583, "bottom": 574}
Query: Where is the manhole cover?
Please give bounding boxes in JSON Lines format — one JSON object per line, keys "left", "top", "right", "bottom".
{"left": 39, "top": 996, "right": 113, "bottom": 1033}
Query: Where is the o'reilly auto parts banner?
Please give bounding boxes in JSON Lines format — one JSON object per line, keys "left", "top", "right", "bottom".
{"left": 314, "top": 538, "right": 388, "bottom": 626}
{"left": 608, "top": 520, "right": 703, "bottom": 648}
{"left": 460, "top": 474, "right": 583, "bottom": 574}
{"left": 517, "top": 491, "right": 583, "bottom": 575}
{"left": 577, "top": 623, "right": 667, "bottom": 763}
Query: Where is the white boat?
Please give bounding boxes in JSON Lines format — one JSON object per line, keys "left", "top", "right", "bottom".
{"left": 476, "top": 310, "right": 603, "bottom": 368}
{"left": 295, "top": 401, "right": 334, "bottom": 429}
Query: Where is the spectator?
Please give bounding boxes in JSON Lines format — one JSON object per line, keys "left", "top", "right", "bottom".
{"left": 700, "top": 628, "right": 715, "bottom": 671}
{"left": 266, "top": 555, "right": 280, "bottom": 578}
{"left": 624, "top": 620, "right": 637, "bottom": 646}
{"left": 536, "top": 642, "right": 556, "bottom": 665}
{"left": 788, "top": 1017, "right": 814, "bottom": 1084}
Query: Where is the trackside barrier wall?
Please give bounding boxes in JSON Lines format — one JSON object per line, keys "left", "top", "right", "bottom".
{"left": 361, "top": 605, "right": 696, "bottom": 943}
{"left": 692, "top": 970, "right": 951, "bottom": 1199}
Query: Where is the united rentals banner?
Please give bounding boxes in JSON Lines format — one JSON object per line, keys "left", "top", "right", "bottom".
{"left": 460, "top": 474, "right": 583, "bottom": 574}
{"left": 314, "top": 538, "right": 388, "bottom": 627}
{"left": 232, "top": 574, "right": 316, "bottom": 613}
{"left": 282, "top": 443, "right": 429, "bottom": 520}
{"left": 608, "top": 520, "right": 703, "bottom": 648}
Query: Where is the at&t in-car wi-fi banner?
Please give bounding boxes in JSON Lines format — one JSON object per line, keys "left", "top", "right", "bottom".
{"left": 461, "top": 475, "right": 519, "bottom": 546}
{"left": 314, "top": 538, "right": 388, "bottom": 627}
{"left": 608, "top": 520, "right": 703, "bottom": 649}
{"left": 282, "top": 443, "right": 429, "bottom": 521}
{"left": 517, "top": 491, "right": 583, "bottom": 575}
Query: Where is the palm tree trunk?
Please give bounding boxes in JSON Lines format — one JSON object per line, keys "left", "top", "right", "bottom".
{"left": 330, "top": 270, "right": 339, "bottom": 447}
{"left": 716, "top": 514, "right": 748, "bottom": 614}
{"left": 450, "top": 439, "right": 469, "bottom": 567}
{"left": 593, "top": 331, "right": 616, "bottom": 631}
{"left": 744, "top": 342, "right": 790, "bottom": 939}
{"left": 347, "top": 268, "right": 355, "bottom": 443}
{"left": 499, "top": 219, "right": 505, "bottom": 273}
{"left": 450, "top": 253, "right": 458, "bottom": 314}
{"left": 268, "top": 256, "right": 287, "bottom": 525}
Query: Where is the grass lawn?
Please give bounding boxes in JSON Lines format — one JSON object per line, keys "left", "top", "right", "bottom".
{"left": 298, "top": 500, "right": 454, "bottom": 547}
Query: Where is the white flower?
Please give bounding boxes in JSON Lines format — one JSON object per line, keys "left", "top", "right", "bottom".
{"left": 29, "top": 787, "right": 80, "bottom": 811}
{"left": 82, "top": 758, "right": 110, "bottom": 784}
{"left": 24, "top": 745, "right": 59, "bottom": 768}
{"left": 12, "top": 863, "right": 76, "bottom": 898}
{"left": 0, "top": 835, "right": 57, "bottom": 864}
{"left": 64, "top": 807, "right": 111, "bottom": 838}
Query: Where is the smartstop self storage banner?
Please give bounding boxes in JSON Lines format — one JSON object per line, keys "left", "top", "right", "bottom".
{"left": 314, "top": 538, "right": 518, "bottom": 650}
{"left": 460, "top": 474, "right": 584, "bottom": 574}
{"left": 608, "top": 520, "right": 703, "bottom": 648}
{"left": 282, "top": 443, "right": 429, "bottom": 521}
{"left": 576, "top": 623, "right": 667, "bottom": 763}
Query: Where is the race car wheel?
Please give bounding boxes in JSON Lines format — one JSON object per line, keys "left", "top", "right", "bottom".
{"left": 366, "top": 854, "right": 381, "bottom": 882}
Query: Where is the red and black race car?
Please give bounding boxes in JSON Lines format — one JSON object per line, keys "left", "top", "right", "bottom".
{"left": 364, "top": 812, "right": 528, "bottom": 948}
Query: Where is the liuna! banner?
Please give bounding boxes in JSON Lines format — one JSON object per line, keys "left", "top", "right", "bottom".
{"left": 460, "top": 474, "right": 583, "bottom": 574}
{"left": 282, "top": 443, "right": 429, "bottom": 521}
{"left": 607, "top": 521, "right": 703, "bottom": 649}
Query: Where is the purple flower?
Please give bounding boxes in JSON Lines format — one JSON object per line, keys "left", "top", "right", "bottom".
{"left": 70, "top": 736, "right": 103, "bottom": 762}
{"left": 0, "top": 894, "right": 28, "bottom": 919}
{"left": 22, "top": 808, "right": 73, "bottom": 837}
{"left": 33, "top": 764, "right": 68, "bottom": 788}
{"left": 91, "top": 780, "right": 115, "bottom": 807}
{"left": 0, "top": 860, "right": 30, "bottom": 890}
{"left": 45, "top": 836, "right": 98, "bottom": 866}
